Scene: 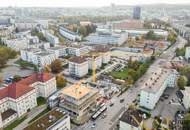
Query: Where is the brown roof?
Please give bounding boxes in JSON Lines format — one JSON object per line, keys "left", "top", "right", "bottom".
{"left": 1, "top": 109, "right": 17, "bottom": 121}
{"left": 0, "top": 73, "right": 53, "bottom": 100}
{"left": 119, "top": 109, "right": 143, "bottom": 127}
{"left": 113, "top": 20, "right": 143, "bottom": 30}
{"left": 69, "top": 56, "right": 87, "bottom": 64}
{"left": 93, "top": 45, "right": 110, "bottom": 53}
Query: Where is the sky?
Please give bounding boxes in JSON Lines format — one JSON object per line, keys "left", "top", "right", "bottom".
{"left": 0, "top": 0, "right": 190, "bottom": 7}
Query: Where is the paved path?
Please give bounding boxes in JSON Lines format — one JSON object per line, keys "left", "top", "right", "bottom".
{"left": 13, "top": 105, "right": 47, "bottom": 130}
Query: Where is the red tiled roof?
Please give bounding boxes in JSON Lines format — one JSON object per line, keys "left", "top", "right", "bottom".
{"left": 0, "top": 73, "right": 53, "bottom": 100}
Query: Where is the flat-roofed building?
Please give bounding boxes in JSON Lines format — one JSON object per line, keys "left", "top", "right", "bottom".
{"left": 139, "top": 67, "right": 177, "bottom": 110}
{"left": 60, "top": 82, "right": 99, "bottom": 124}
{"left": 24, "top": 108, "right": 70, "bottom": 130}
{"left": 47, "top": 46, "right": 67, "bottom": 58}
{"left": 67, "top": 45, "right": 90, "bottom": 56}
{"left": 69, "top": 57, "right": 89, "bottom": 78}
{"left": 32, "top": 51, "right": 57, "bottom": 67}
{"left": 5, "top": 38, "right": 29, "bottom": 51}
{"left": 59, "top": 26, "right": 81, "bottom": 41}
{"left": 44, "top": 31, "right": 59, "bottom": 46}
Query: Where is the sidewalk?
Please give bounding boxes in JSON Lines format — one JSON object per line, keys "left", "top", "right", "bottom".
{"left": 13, "top": 105, "right": 46, "bottom": 130}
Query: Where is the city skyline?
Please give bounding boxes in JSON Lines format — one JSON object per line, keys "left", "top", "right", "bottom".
{"left": 0, "top": 0, "right": 190, "bottom": 7}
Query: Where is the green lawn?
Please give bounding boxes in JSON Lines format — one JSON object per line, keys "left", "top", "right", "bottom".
{"left": 15, "top": 59, "right": 36, "bottom": 68}
{"left": 37, "top": 97, "right": 46, "bottom": 106}
{"left": 29, "top": 108, "right": 50, "bottom": 123}
{"left": 110, "top": 68, "right": 128, "bottom": 79}
{"left": 4, "top": 116, "right": 27, "bottom": 130}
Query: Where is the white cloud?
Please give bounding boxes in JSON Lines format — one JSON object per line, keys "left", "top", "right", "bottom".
{"left": 0, "top": 0, "right": 190, "bottom": 7}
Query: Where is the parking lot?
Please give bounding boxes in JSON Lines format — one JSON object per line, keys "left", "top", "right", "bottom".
{"left": 151, "top": 87, "right": 185, "bottom": 120}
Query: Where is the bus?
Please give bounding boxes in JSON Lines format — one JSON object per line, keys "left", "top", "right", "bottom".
{"left": 91, "top": 106, "right": 107, "bottom": 120}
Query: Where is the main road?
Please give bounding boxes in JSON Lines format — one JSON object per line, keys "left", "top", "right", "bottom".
{"left": 74, "top": 36, "right": 187, "bottom": 130}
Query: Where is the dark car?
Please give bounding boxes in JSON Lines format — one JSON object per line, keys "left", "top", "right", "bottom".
{"left": 120, "top": 98, "right": 124, "bottom": 103}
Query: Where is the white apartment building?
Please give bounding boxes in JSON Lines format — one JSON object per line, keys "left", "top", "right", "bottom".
{"left": 87, "top": 55, "right": 102, "bottom": 70}
{"left": 0, "top": 72, "right": 57, "bottom": 128}
{"left": 185, "top": 47, "right": 190, "bottom": 62}
{"left": 67, "top": 45, "right": 90, "bottom": 56}
{"left": 140, "top": 67, "right": 177, "bottom": 110}
{"left": 32, "top": 52, "right": 57, "bottom": 67}
{"left": 5, "top": 38, "right": 29, "bottom": 51}
{"left": 69, "top": 57, "right": 89, "bottom": 78}
{"left": 182, "top": 87, "right": 190, "bottom": 110}
{"left": 102, "top": 52, "right": 111, "bottom": 64}
{"left": 59, "top": 26, "right": 82, "bottom": 41}
{"left": 47, "top": 46, "right": 67, "bottom": 58}
{"left": 44, "top": 31, "right": 59, "bottom": 46}
{"left": 21, "top": 49, "right": 57, "bottom": 67}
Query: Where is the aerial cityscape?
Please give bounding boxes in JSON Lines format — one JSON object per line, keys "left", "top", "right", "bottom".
{"left": 0, "top": 0, "right": 190, "bottom": 130}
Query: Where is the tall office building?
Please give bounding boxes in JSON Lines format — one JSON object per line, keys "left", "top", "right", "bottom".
{"left": 133, "top": 6, "right": 141, "bottom": 19}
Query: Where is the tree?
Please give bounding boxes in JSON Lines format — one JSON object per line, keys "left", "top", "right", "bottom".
{"left": 13, "top": 75, "right": 22, "bottom": 82}
{"left": 177, "top": 76, "right": 187, "bottom": 90}
{"left": 51, "top": 59, "right": 62, "bottom": 73}
{"left": 44, "top": 65, "right": 51, "bottom": 73}
{"left": 183, "top": 113, "right": 190, "bottom": 130}
{"left": 56, "top": 75, "right": 67, "bottom": 88}
{"left": 176, "top": 48, "right": 185, "bottom": 56}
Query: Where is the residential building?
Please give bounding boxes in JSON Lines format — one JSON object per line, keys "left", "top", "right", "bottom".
{"left": 133, "top": 6, "right": 141, "bottom": 20}
{"left": 47, "top": 46, "right": 67, "bottom": 58}
{"left": 59, "top": 26, "right": 82, "bottom": 41}
{"left": 60, "top": 82, "right": 99, "bottom": 124}
{"left": 21, "top": 49, "right": 57, "bottom": 67}
{"left": 86, "top": 55, "right": 102, "bottom": 70}
{"left": 69, "top": 57, "right": 88, "bottom": 78}
{"left": 119, "top": 108, "right": 143, "bottom": 130}
{"left": 185, "top": 47, "right": 190, "bottom": 61}
{"left": 85, "top": 33, "right": 128, "bottom": 45}
{"left": 32, "top": 52, "right": 57, "bottom": 67}
{"left": 4, "top": 38, "right": 29, "bottom": 51}
{"left": 44, "top": 31, "right": 59, "bottom": 46}
{"left": 24, "top": 108, "right": 70, "bottom": 130}
{"left": 139, "top": 67, "right": 177, "bottom": 110}
{"left": 0, "top": 73, "right": 56, "bottom": 128}
{"left": 67, "top": 45, "right": 90, "bottom": 56}
{"left": 182, "top": 87, "right": 190, "bottom": 109}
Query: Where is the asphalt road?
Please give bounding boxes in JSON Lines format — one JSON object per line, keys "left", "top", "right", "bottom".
{"left": 74, "top": 36, "right": 187, "bottom": 130}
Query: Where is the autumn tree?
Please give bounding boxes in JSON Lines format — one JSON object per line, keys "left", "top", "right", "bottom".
{"left": 51, "top": 59, "right": 62, "bottom": 73}
{"left": 56, "top": 75, "right": 67, "bottom": 88}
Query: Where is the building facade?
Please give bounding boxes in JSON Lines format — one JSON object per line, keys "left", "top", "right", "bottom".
{"left": 69, "top": 57, "right": 89, "bottom": 78}
{"left": 140, "top": 67, "right": 177, "bottom": 110}
{"left": 59, "top": 26, "right": 81, "bottom": 41}
{"left": 60, "top": 82, "right": 99, "bottom": 124}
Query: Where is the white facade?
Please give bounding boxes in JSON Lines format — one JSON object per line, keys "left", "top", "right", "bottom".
{"left": 87, "top": 56, "right": 102, "bottom": 70}
{"left": 182, "top": 87, "right": 190, "bottom": 110}
{"left": 59, "top": 26, "right": 82, "bottom": 41}
{"left": 67, "top": 46, "right": 89, "bottom": 56}
{"left": 44, "top": 31, "right": 59, "bottom": 46}
{"left": 102, "top": 52, "right": 111, "bottom": 64}
{"left": 33, "top": 52, "right": 57, "bottom": 67}
{"left": 21, "top": 49, "right": 57, "bottom": 67}
{"left": 0, "top": 89, "right": 37, "bottom": 128}
{"left": 69, "top": 60, "right": 89, "bottom": 78}
{"left": 47, "top": 46, "right": 67, "bottom": 58}
{"left": 5, "top": 38, "right": 29, "bottom": 51}
{"left": 185, "top": 47, "right": 190, "bottom": 61}
{"left": 140, "top": 67, "right": 177, "bottom": 110}
{"left": 31, "top": 77, "right": 57, "bottom": 98}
